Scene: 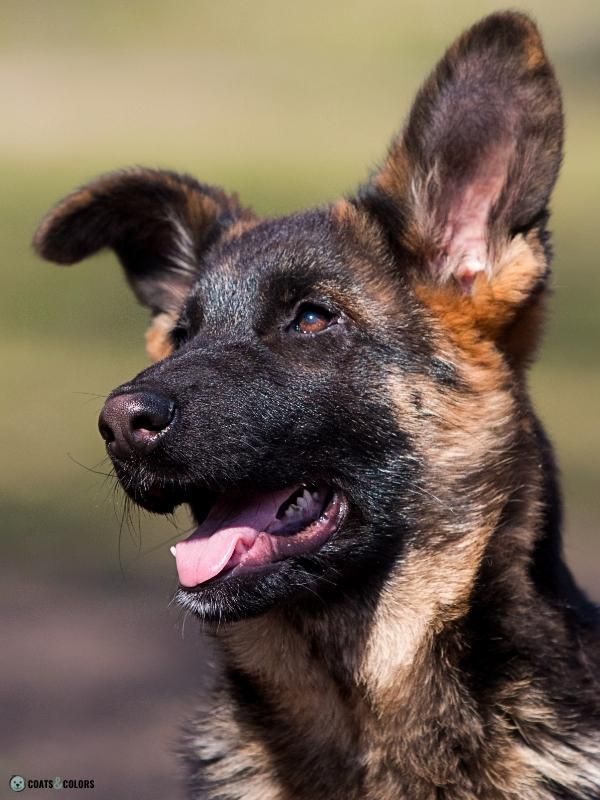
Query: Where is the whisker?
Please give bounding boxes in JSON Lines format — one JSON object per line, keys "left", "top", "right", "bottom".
{"left": 66, "top": 452, "right": 115, "bottom": 479}
{"left": 72, "top": 391, "right": 109, "bottom": 399}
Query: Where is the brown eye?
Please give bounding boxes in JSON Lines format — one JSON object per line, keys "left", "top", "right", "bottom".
{"left": 293, "top": 305, "right": 336, "bottom": 334}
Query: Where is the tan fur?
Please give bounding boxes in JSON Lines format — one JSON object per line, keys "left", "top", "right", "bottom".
{"left": 204, "top": 502, "right": 599, "bottom": 799}
{"left": 415, "top": 234, "right": 547, "bottom": 363}
{"left": 187, "top": 698, "right": 283, "bottom": 800}
{"left": 371, "top": 145, "right": 411, "bottom": 216}
{"left": 329, "top": 201, "right": 407, "bottom": 315}
{"left": 358, "top": 531, "right": 489, "bottom": 700}
{"left": 359, "top": 352, "right": 517, "bottom": 698}
{"left": 145, "top": 312, "right": 175, "bottom": 362}
{"left": 220, "top": 216, "right": 261, "bottom": 243}
{"left": 520, "top": 16, "right": 547, "bottom": 71}
{"left": 222, "top": 614, "right": 358, "bottom": 754}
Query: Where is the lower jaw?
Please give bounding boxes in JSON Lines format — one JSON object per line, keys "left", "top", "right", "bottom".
{"left": 172, "top": 556, "right": 326, "bottom": 622}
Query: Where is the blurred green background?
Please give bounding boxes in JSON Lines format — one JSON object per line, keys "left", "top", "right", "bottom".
{"left": 0, "top": 2, "right": 598, "bottom": 795}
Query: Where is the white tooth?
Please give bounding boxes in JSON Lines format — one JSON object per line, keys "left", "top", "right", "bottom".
{"left": 312, "top": 492, "right": 320, "bottom": 501}
{"left": 170, "top": 546, "right": 176, "bottom": 557}
{"left": 297, "top": 496, "right": 307, "bottom": 510}
{"left": 302, "top": 489, "right": 312, "bottom": 505}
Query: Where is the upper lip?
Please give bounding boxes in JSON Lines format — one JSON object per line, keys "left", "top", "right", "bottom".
{"left": 114, "top": 474, "right": 217, "bottom": 516}
{"left": 118, "top": 474, "right": 337, "bottom": 520}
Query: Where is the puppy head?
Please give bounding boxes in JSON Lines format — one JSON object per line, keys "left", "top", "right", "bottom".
{"left": 35, "top": 13, "right": 562, "bottom": 623}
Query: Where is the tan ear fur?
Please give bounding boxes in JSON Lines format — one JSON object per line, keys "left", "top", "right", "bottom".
{"left": 415, "top": 233, "right": 547, "bottom": 365}
{"left": 145, "top": 312, "right": 176, "bottom": 362}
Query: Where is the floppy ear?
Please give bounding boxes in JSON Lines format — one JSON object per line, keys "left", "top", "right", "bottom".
{"left": 358, "top": 12, "right": 563, "bottom": 361}
{"left": 34, "top": 168, "right": 254, "bottom": 359}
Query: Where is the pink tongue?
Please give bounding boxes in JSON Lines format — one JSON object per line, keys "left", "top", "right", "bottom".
{"left": 174, "top": 487, "right": 297, "bottom": 587}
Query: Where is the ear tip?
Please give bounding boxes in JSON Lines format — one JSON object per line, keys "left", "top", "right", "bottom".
{"left": 471, "top": 10, "right": 541, "bottom": 37}
{"left": 32, "top": 218, "right": 70, "bottom": 264}
{"left": 32, "top": 212, "right": 91, "bottom": 265}
{"left": 32, "top": 181, "right": 106, "bottom": 264}
{"left": 31, "top": 220, "right": 56, "bottom": 261}
{"left": 464, "top": 10, "right": 548, "bottom": 65}
{"left": 478, "top": 9, "right": 538, "bottom": 25}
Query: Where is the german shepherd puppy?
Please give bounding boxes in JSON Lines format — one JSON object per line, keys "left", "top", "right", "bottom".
{"left": 34, "top": 12, "right": 599, "bottom": 799}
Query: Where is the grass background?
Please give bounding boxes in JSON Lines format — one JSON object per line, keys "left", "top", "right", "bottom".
{"left": 0, "top": 3, "right": 598, "bottom": 795}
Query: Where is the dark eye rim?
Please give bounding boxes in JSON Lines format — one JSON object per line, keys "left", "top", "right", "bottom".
{"left": 287, "top": 301, "right": 341, "bottom": 336}
{"left": 170, "top": 322, "right": 189, "bottom": 348}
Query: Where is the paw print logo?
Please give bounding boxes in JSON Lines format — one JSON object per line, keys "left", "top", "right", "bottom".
{"left": 9, "top": 775, "right": 25, "bottom": 792}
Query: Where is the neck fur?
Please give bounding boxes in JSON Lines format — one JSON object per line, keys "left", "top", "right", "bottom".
{"left": 212, "top": 421, "right": 598, "bottom": 798}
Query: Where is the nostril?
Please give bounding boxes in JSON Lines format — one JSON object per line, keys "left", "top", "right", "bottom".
{"left": 130, "top": 400, "right": 175, "bottom": 434}
{"left": 98, "top": 420, "right": 115, "bottom": 444}
{"left": 132, "top": 414, "right": 156, "bottom": 432}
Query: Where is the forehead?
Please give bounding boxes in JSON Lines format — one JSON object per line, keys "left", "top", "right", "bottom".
{"left": 205, "top": 212, "right": 345, "bottom": 288}
{"left": 186, "top": 208, "right": 400, "bottom": 317}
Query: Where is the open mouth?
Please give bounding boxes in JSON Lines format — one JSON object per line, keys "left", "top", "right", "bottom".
{"left": 172, "top": 482, "right": 345, "bottom": 588}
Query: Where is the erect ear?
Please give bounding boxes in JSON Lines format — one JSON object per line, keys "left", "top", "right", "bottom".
{"left": 357, "top": 12, "right": 563, "bottom": 361}
{"left": 33, "top": 168, "right": 254, "bottom": 359}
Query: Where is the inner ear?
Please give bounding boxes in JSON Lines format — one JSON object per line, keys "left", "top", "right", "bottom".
{"left": 437, "top": 140, "right": 512, "bottom": 287}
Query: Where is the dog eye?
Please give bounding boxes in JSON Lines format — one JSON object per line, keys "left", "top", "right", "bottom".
{"left": 291, "top": 304, "right": 337, "bottom": 335}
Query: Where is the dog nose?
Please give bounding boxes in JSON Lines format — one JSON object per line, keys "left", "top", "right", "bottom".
{"left": 98, "top": 391, "right": 175, "bottom": 459}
